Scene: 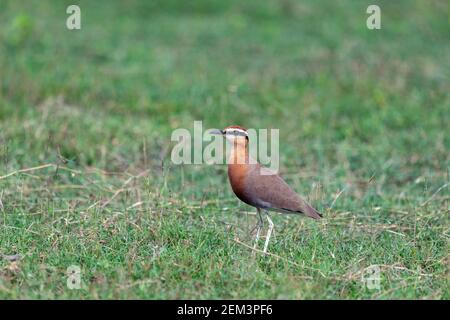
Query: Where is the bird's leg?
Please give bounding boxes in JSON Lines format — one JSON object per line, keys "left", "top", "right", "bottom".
{"left": 253, "top": 208, "right": 264, "bottom": 249}
{"left": 250, "top": 209, "right": 262, "bottom": 234}
{"left": 263, "top": 211, "right": 274, "bottom": 254}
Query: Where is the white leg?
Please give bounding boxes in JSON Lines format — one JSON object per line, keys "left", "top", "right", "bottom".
{"left": 253, "top": 208, "right": 263, "bottom": 249}
{"left": 263, "top": 211, "right": 274, "bottom": 253}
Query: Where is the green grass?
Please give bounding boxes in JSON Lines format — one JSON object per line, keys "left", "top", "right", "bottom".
{"left": 0, "top": 0, "right": 449, "bottom": 299}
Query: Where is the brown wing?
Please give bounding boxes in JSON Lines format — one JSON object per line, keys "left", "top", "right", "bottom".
{"left": 246, "top": 165, "right": 322, "bottom": 219}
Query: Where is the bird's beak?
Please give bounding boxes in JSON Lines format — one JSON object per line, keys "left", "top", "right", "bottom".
{"left": 209, "top": 129, "right": 224, "bottom": 135}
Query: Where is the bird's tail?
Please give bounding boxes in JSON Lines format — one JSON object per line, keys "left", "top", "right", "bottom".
{"left": 300, "top": 202, "right": 322, "bottom": 219}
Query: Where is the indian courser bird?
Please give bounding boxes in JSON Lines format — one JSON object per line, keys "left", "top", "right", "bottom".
{"left": 211, "top": 125, "right": 322, "bottom": 253}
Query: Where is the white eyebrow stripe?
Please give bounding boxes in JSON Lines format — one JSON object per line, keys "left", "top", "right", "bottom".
{"left": 225, "top": 128, "right": 248, "bottom": 136}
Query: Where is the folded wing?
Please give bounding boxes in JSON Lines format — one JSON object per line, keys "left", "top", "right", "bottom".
{"left": 247, "top": 165, "right": 322, "bottom": 219}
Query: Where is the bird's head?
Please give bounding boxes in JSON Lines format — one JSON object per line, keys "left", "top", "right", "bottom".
{"left": 210, "top": 125, "right": 248, "bottom": 146}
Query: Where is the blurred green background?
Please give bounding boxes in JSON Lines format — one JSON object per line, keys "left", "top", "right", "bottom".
{"left": 0, "top": 0, "right": 448, "bottom": 299}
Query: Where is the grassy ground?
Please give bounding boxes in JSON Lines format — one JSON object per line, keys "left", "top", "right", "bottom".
{"left": 0, "top": 0, "right": 449, "bottom": 299}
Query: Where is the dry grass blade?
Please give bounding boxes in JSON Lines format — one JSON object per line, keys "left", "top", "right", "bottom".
{"left": 420, "top": 183, "right": 450, "bottom": 207}
{"left": 0, "top": 164, "right": 55, "bottom": 180}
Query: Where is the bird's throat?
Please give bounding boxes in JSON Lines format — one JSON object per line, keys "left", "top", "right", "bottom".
{"left": 228, "top": 140, "right": 249, "bottom": 166}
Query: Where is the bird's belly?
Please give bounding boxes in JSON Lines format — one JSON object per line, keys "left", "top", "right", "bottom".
{"left": 228, "top": 164, "right": 272, "bottom": 209}
{"left": 230, "top": 182, "right": 271, "bottom": 209}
